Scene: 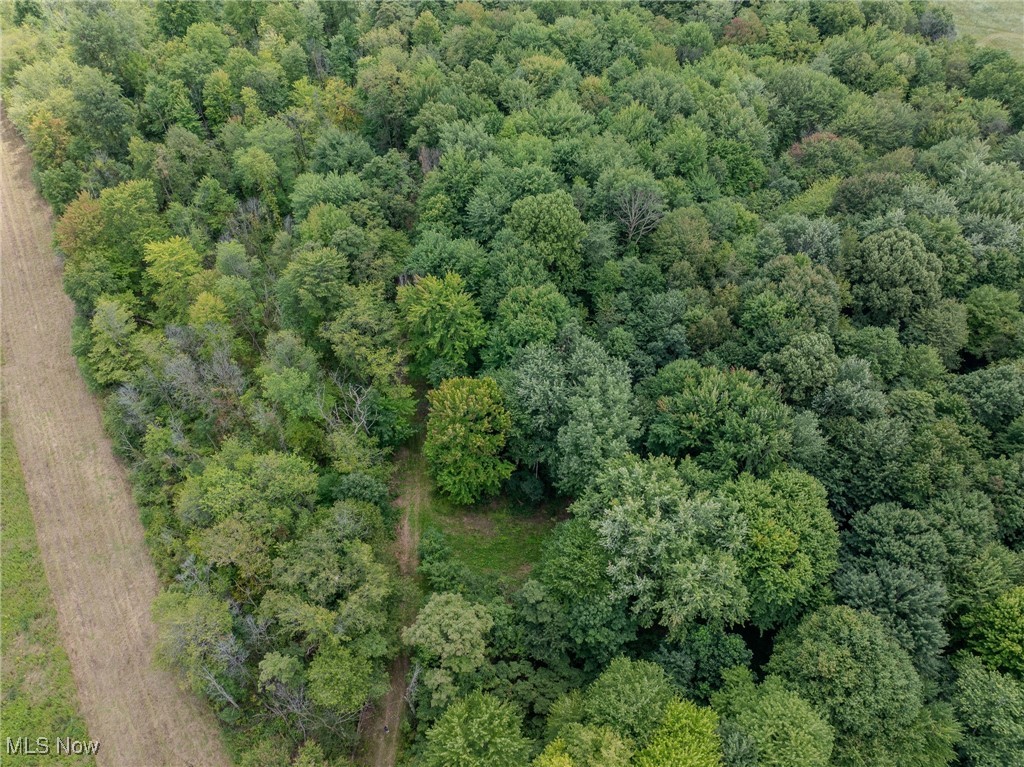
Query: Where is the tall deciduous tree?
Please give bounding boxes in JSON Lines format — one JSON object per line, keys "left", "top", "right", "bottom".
{"left": 425, "top": 377, "right": 513, "bottom": 505}
{"left": 505, "top": 190, "right": 587, "bottom": 290}
{"left": 953, "top": 654, "right": 1024, "bottom": 767}
{"left": 534, "top": 725, "right": 632, "bottom": 767}
{"left": 534, "top": 519, "right": 638, "bottom": 664}
{"left": 144, "top": 236, "right": 203, "bottom": 324}
{"left": 713, "top": 667, "right": 834, "bottom": 767}
{"left": 398, "top": 273, "right": 486, "bottom": 385}
{"left": 571, "top": 455, "right": 749, "bottom": 638}
{"left": 846, "top": 228, "right": 942, "bottom": 327}
{"left": 153, "top": 590, "right": 241, "bottom": 710}
{"left": 403, "top": 591, "right": 493, "bottom": 709}
{"left": 722, "top": 469, "right": 839, "bottom": 630}
{"left": 421, "top": 691, "right": 531, "bottom": 767}
{"left": 87, "top": 295, "right": 138, "bottom": 386}
{"left": 554, "top": 357, "right": 640, "bottom": 498}
{"left": 963, "top": 586, "right": 1024, "bottom": 675}
{"left": 635, "top": 699, "right": 723, "bottom": 767}
{"left": 483, "top": 283, "right": 573, "bottom": 368}
{"left": 582, "top": 657, "right": 675, "bottom": 747}
{"left": 767, "top": 605, "right": 954, "bottom": 767}
{"left": 642, "top": 360, "right": 793, "bottom": 478}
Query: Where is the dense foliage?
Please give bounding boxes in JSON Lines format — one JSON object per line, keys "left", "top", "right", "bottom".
{"left": 4, "top": 1, "right": 1024, "bottom": 765}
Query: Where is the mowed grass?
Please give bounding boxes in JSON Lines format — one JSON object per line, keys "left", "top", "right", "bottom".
{"left": 421, "top": 492, "right": 557, "bottom": 577}
{"left": 0, "top": 420, "right": 94, "bottom": 766}
{"left": 394, "top": 432, "right": 557, "bottom": 578}
{"left": 948, "top": 0, "right": 1024, "bottom": 60}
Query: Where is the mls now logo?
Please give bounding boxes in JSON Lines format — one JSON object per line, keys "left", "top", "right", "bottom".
{"left": 6, "top": 737, "right": 101, "bottom": 756}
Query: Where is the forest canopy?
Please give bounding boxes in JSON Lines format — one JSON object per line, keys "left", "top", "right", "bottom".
{"left": 3, "top": 1, "right": 1024, "bottom": 766}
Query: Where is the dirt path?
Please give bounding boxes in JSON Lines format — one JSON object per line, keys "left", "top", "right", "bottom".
{"left": 0, "top": 120, "right": 230, "bottom": 766}
{"left": 358, "top": 445, "right": 430, "bottom": 767}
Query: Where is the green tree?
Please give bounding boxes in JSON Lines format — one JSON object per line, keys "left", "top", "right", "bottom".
{"left": 144, "top": 236, "right": 203, "bottom": 324}
{"left": 762, "top": 332, "right": 840, "bottom": 406}
{"left": 766, "top": 606, "right": 935, "bottom": 767}
{"left": 289, "top": 742, "right": 330, "bottom": 767}
{"left": 635, "top": 700, "right": 723, "bottom": 767}
{"left": 155, "top": 0, "right": 210, "bottom": 38}
{"left": 505, "top": 190, "right": 587, "bottom": 289}
{"left": 425, "top": 377, "right": 513, "bottom": 505}
{"left": 398, "top": 273, "right": 486, "bottom": 385}
{"left": 355, "top": 48, "right": 413, "bottom": 149}
{"left": 648, "top": 206, "right": 715, "bottom": 282}
{"left": 969, "top": 53, "right": 1024, "bottom": 128}
{"left": 846, "top": 228, "right": 942, "bottom": 327}
{"left": 421, "top": 691, "right": 531, "bottom": 767}
{"left": 956, "top": 362, "right": 1024, "bottom": 455}
{"left": 153, "top": 590, "right": 240, "bottom": 709}
{"left": 256, "top": 330, "right": 325, "bottom": 429}
{"left": 142, "top": 75, "right": 201, "bottom": 137}
{"left": 87, "top": 295, "right": 138, "bottom": 386}
{"left": 836, "top": 562, "right": 949, "bottom": 677}
{"left": 809, "top": 1, "right": 865, "bottom": 35}
{"left": 320, "top": 283, "right": 401, "bottom": 383}
{"left": 843, "top": 502, "right": 948, "bottom": 580}
{"left": 202, "top": 69, "right": 234, "bottom": 127}
{"left": 483, "top": 284, "right": 573, "bottom": 368}
{"left": 289, "top": 171, "right": 365, "bottom": 221}
{"left": 766, "top": 64, "right": 848, "bottom": 147}
{"left": 306, "top": 637, "right": 385, "bottom": 716}
{"left": 835, "top": 502, "right": 953, "bottom": 675}
{"left": 176, "top": 440, "right": 318, "bottom": 541}
{"left": 984, "top": 455, "right": 1024, "bottom": 549}
{"left": 571, "top": 455, "right": 749, "bottom": 637}
{"left": 554, "top": 357, "right": 640, "bottom": 498}
{"left": 655, "top": 121, "right": 709, "bottom": 179}
{"left": 583, "top": 657, "right": 675, "bottom": 747}
{"left": 963, "top": 586, "right": 1024, "bottom": 675}
{"left": 953, "top": 654, "right": 1024, "bottom": 767}
{"left": 713, "top": 667, "right": 834, "bottom": 767}
{"left": 965, "top": 285, "right": 1023, "bottom": 362}
{"left": 412, "top": 10, "right": 443, "bottom": 47}
{"left": 534, "top": 519, "right": 638, "bottom": 664}
{"left": 651, "top": 626, "right": 752, "bottom": 704}
{"left": 277, "top": 246, "right": 349, "bottom": 341}
{"left": 68, "top": 1, "right": 148, "bottom": 96}
{"left": 233, "top": 145, "right": 281, "bottom": 216}
{"left": 499, "top": 343, "right": 570, "bottom": 475}
{"left": 57, "top": 180, "right": 169, "bottom": 315}
{"left": 68, "top": 68, "right": 137, "bottom": 159}
{"left": 905, "top": 299, "right": 969, "bottom": 369}
{"left": 643, "top": 360, "right": 793, "bottom": 478}
{"left": 403, "top": 592, "right": 493, "bottom": 709}
{"left": 722, "top": 469, "right": 839, "bottom": 630}
{"left": 535, "top": 725, "right": 633, "bottom": 767}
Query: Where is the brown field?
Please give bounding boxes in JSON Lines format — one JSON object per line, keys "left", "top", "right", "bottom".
{"left": 0, "top": 118, "right": 230, "bottom": 767}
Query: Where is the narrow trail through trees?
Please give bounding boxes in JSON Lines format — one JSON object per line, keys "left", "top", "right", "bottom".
{"left": 359, "top": 444, "right": 428, "bottom": 767}
{"left": 0, "top": 120, "right": 230, "bottom": 767}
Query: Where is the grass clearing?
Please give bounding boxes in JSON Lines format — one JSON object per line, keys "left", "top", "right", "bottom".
{"left": 421, "top": 493, "right": 558, "bottom": 577}
{"left": 947, "top": 0, "right": 1024, "bottom": 60}
{"left": 0, "top": 419, "right": 94, "bottom": 766}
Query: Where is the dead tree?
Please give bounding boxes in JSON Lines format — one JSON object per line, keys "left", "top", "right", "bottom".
{"left": 615, "top": 186, "right": 665, "bottom": 245}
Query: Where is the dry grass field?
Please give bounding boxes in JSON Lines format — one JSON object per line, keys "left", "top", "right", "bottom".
{"left": 0, "top": 119, "right": 229, "bottom": 767}
{"left": 947, "top": 0, "right": 1024, "bottom": 60}
{"left": 1, "top": 418, "right": 95, "bottom": 767}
